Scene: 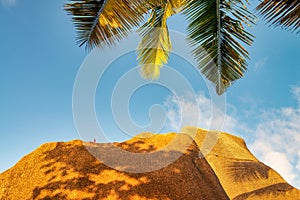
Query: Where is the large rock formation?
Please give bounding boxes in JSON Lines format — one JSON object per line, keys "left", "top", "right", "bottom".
{"left": 183, "top": 126, "right": 300, "bottom": 200}
{"left": 0, "top": 133, "right": 228, "bottom": 200}
{"left": 0, "top": 127, "right": 299, "bottom": 199}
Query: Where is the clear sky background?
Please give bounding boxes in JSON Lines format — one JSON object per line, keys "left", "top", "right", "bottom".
{"left": 1, "top": 0, "right": 300, "bottom": 188}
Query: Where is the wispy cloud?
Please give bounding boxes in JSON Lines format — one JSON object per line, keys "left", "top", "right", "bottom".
{"left": 250, "top": 141, "right": 296, "bottom": 184}
{"left": 292, "top": 85, "right": 300, "bottom": 106}
{"left": 249, "top": 87, "right": 300, "bottom": 187}
{"left": 254, "top": 57, "right": 268, "bottom": 70}
{"left": 163, "top": 92, "right": 239, "bottom": 134}
{"left": 1, "top": 0, "right": 16, "bottom": 6}
{"left": 163, "top": 86, "right": 300, "bottom": 188}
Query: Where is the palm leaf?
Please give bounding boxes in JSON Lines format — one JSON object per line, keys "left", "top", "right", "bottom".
{"left": 137, "top": 1, "right": 182, "bottom": 79}
{"left": 184, "top": 0, "right": 255, "bottom": 94}
{"left": 146, "top": 0, "right": 187, "bottom": 12}
{"left": 65, "top": 0, "right": 146, "bottom": 49}
{"left": 256, "top": 0, "right": 300, "bottom": 33}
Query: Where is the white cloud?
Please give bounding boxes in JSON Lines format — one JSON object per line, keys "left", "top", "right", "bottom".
{"left": 163, "top": 86, "right": 300, "bottom": 188}
{"left": 250, "top": 141, "right": 296, "bottom": 184}
{"left": 296, "top": 150, "right": 300, "bottom": 171}
{"left": 248, "top": 88, "right": 300, "bottom": 187}
{"left": 1, "top": 0, "right": 16, "bottom": 6}
{"left": 163, "top": 92, "right": 238, "bottom": 134}
{"left": 292, "top": 86, "right": 300, "bottom": 106}
{"left": 265, "top": 152, "right": 296, "bottom": 181}
{"left": 254, "top": 57, "right": 268, "bottom": 70}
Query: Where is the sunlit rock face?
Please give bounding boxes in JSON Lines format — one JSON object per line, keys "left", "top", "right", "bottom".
{"left": 0, "top": 127, "right": 299, "bottom": 200}
{"left": 182, "top": 126, "right": 300, "bottom": 200}
{"left": 0, "top": 134, "right": 229, "bottom": 200}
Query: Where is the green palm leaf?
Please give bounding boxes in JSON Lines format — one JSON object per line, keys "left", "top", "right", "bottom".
{"left": 137, "top": 1, "right": 182, "bottom": 79}
{"left": 256, "top": 0, "right": 300, "bottom": 33}
{"left": 184, "top": 0, "right": 255, "bottom": 94}
{"left": 65, "top": 0, "right": 146, "bottom": 49}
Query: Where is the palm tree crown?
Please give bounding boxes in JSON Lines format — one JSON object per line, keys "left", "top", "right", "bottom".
{"left": 65, "top": 0, "right": 299, "bottom": 95}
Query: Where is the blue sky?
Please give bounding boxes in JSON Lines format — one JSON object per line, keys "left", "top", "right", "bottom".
{"left": 1, "top": 0, "right": 300, "bottom": 188}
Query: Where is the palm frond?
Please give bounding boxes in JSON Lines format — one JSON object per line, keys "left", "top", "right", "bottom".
{"left": 256, "top": 0, "right": 300, "bottom": 33}
{"left": 146, "top": 0, "right": 187, "bottom": 12}
{"left": 184, "top": 0, "right": 255, "bottom": 95}
{"left": 137, "top": 2, "right": 177, "bottom": 79}
{"left": 65, "top": 0, "right": 146, "bottom": 49}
